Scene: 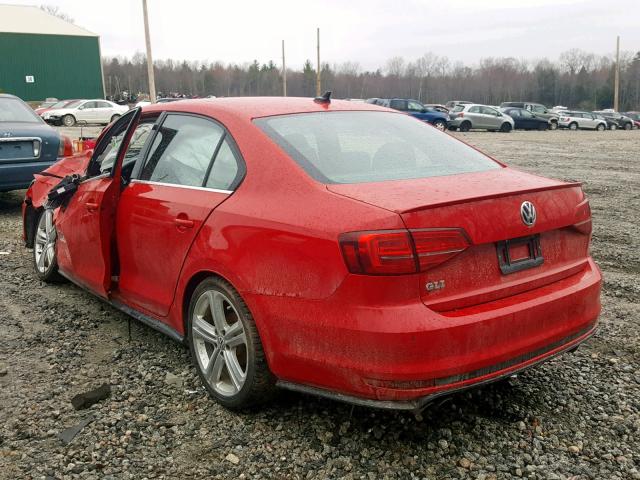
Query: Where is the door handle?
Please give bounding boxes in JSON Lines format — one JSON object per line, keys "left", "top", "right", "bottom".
{"left": 86, "top": 201, "right": 99, "bottom": 212}
{"left": 174, "top": 217, "right": 194, "bottom": 229}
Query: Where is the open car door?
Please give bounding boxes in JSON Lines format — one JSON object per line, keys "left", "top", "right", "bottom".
{"left": 55, "top": 108, "right": 141, "bottom": 298}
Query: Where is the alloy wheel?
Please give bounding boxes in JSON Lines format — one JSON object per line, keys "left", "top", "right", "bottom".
{"left": 34, "top": 209, "right": 56, "bottom": 274}
{"left": 434, "top": 121, "right": 446, "bottom": 131}
{"left": 192, "top": 289, "right": 248, "bottom": 397}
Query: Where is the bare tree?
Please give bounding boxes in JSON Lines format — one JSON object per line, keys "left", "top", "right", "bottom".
{"left": 40, "top": 5, "right": 74, "bottom": 24}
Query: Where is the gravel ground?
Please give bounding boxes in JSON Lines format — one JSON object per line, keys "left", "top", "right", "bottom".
{"left": 1, "top": 129, "right": 639, "bottom": 479}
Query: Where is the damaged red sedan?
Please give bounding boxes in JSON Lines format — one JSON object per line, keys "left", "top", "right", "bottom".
{"left": 22, "top": 97, "right": 601, "bottom": 412}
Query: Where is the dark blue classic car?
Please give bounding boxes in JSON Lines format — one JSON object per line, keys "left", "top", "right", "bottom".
{"left": 366, "top": 98, "right": 449, "bottom": 130}
{"left": 0, "top": 94, "right": 63, "bottom": 192}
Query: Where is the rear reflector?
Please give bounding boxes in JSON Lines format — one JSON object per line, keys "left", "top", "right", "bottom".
{"left": 339, "top": 228, "right": 470, "bottom": 275}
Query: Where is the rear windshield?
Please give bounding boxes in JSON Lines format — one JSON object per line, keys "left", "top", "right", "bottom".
{"left": 0, "top": 97, "right": 42, "bottom": 123}
{"left": 451, "top": 105, "right": 465, "bottom": 113}
{"left": 255, "top": 111, "right": 499, "bottom": 184}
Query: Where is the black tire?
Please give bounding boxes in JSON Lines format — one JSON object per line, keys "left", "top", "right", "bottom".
{"left": 569, "top": 122, "right": 578, "bottom": 131}
{"left": 500, "top": 122, "right": 512, "bottom": 133}
{"left": 110, "top": 114, "right": 121, "bottom": 123}
{"left": 624, "top": 122, "right": 632, "bottom": 130}
{"left": 62, "top": 114, "right": 76, "bottom": 127}
{"left": 187, "top": 276, "right": 275, "bottom": 410}
{"left": 459, "top": 121, "right": 471, "bottom": 132}
{"left": 596, "top": 123, "right": 606, "bottom": 131}
{"left": 33, "top": 210, "right": 65, "bottom": 283}
{"left": 549, "top": 120, "right": 558, "bottom": 130}
{"left": 432, "top": 119, "right": 447, "bottom": 131}
{"left": 609, "top": 123, "right": 617, "bottom": 131}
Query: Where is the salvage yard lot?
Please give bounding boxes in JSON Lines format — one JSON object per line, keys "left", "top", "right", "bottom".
{"left": 1, "top": 130, "right": 639, "bottom": 479}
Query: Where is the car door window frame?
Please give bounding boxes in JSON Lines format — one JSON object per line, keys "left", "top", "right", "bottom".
{"left": 85, "top": 108, "right": 142, "bottom": 180}
{"left": 129, "top": 112, "right": 246, "bottom": 193}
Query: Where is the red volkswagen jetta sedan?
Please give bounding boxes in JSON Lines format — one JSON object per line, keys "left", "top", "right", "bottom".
{"left": 22, "top": 97, "right": 601, "bottom": 412}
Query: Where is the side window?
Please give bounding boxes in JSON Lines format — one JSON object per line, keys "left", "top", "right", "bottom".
{"left": 482, "top": 107, "right": 499, "bottom": 116}
{"left": 508, "top": 109, "right": 520, "bottom": 117}
{"left": 532, "top": 105, "right": 546, "bottom": 113}
{"left": 122, "top": 119, "right": 156, "bottom": 168}
{"left": 468, "top": 106, "right": 481, "bottom": 113}
{"left": 407, "top": 101, "right": 423, "bottom": 112}
{"left": 139, "top": 114, "right": 224, "bottom": 187}
{"left": 88, "top": 109, "right": 139, "bottom": 176}
{"left": 96, "top": 101, "right": 111, "bottom": 109}
{"left": 81, "top": 101, "right": 95, "bottom": 109}
{"left": 205, "top": 137, "right": 241, "bottom": 190}
{"left": 389, "top": 100, "right": 406, "bottom": 111}
{"left": 520, "top": 110, "right": 533, "bottom": 118}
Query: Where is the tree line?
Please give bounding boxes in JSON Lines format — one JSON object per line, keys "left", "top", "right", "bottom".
{"left": 103, "top": 49, "right": 640, "bottom": 111}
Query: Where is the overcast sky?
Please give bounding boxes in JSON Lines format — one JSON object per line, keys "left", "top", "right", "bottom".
{"left": 18, "top": 0, "right": 640, "bottom": 69}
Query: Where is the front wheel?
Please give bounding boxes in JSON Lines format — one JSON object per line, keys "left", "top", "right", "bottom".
{"left": 500, "top": 122, "right": 512, "bottom": 133}
{"left": 62, "top": 114, "right": 76, "bottom": 127}
{"left": 458, "top": 121, "right": 471, "bottom": 132}
{"left": 569, "top": 122, "right": 578, "bottom": 131}
{"left": 609, "top": 123, "right": 617, "bottom": 131}
{"left": 549, "top": 121, "right": 558, "bottom": 130}
{"left": 33, "top": 209, "right": 64, "bottom": 283}
{"left": 596, "top": 123, "right": 606, "bottom": 131}
{"left": 624, "top": 122, "right": 632, "bottom": 130}
{"left": 432, "top": 120, "right": 447, "bottom": 132}
{"left": 187, "top": 277, "right": 275, "bottom": 409}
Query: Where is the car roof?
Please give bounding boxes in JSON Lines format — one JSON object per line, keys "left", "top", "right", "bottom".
{"left": 142, "top": 96, "right": 390, "bottom": 121}
{"left": 0, "top": 93, "right": 19, "bottom": 99}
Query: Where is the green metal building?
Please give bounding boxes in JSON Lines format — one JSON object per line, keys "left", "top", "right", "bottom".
{"left": 0, "top": 4, "right": 104, "bottom": 101}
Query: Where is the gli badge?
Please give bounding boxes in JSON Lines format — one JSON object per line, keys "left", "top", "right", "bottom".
{"left": 426, "top": 280, "right": 445, "bottom": 293}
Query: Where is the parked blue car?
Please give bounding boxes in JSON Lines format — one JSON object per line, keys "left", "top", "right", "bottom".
{"left": 366, "top": 98, "right": 449, "bottom": 130}
{"left": 0, "top": 94, "right": 63, "bottom": 192}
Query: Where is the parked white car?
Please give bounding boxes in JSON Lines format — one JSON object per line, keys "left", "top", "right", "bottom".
{"left": 558, "top": 111, "right": 607, "bottom": 131}
{"left": 44, "top": 99, "right": 129, "bottom": 127}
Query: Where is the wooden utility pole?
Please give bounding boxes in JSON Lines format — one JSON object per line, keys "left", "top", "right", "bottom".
{"left": 142, "top": 0, "right": 157, "bottom": 103}
{"left": 316, "top": 27, "right": 321, "bottom": 96}
{"left": 282, "top": 40, "right": 287, "bottom": 96}
{"left": 614, "top": 36, "right": 620, "bottom": 111}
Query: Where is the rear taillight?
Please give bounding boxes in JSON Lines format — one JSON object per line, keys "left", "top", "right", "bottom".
{"left": 457, "top": 112, "right": 464, "bottom": 117}
{"left": 412, "top": 229, "right": 470, "bottom": 270}
{"left": 58, "top": 135, "right": 73, "bottom": 157}
{"left": 339, "top": 228, "right": 469, "bottom": 275}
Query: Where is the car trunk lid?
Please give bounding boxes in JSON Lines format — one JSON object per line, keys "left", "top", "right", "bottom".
{"left": 328, "top": 168, "right": 592, "bottom": 312}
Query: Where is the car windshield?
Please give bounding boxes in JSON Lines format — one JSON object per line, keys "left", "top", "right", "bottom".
{"left": 0, "top": 97, "right": 41, "bottom": 123}
{"left": 255, "top": 111, "right": 500, "bottom": 184}
{"left": 64, "top": 100, "right": 83, "bottom": 109}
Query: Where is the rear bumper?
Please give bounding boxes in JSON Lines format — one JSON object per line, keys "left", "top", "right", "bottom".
{"left": 249, "top": 258, "right": 601, "bottom": 407}
{"left": 0, "top": 160, "right": 56, "bottom": 192}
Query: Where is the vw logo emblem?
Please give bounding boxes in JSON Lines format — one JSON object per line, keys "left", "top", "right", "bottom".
{"left": 520, "top": 201, "right": 537, "bottom": 226}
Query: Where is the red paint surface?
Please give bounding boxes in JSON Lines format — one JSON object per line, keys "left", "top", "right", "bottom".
{"left": 23, "top": 98, "right": 602, "bottom": 404}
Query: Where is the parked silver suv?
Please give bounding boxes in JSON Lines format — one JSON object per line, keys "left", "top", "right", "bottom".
{"left": 448, "top": 104, "right": 515, "bottom": 132}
